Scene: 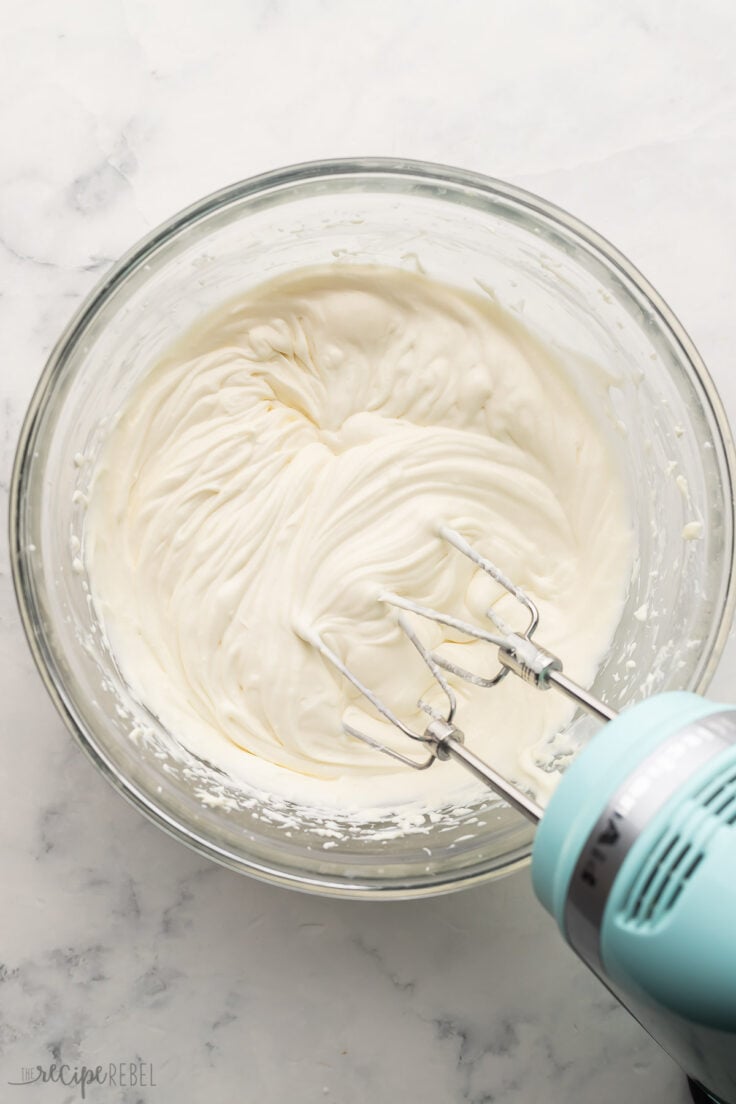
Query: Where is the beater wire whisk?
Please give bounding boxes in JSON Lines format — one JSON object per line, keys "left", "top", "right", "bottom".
{"left": 307, "top": 526, "right": 618, "bottom": 823}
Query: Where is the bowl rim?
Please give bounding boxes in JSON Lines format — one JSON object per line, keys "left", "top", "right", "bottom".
{"left": 10, "top": 156, "right": 736, "bottom": 898}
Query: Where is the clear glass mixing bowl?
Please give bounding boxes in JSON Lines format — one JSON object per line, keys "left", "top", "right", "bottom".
{"left": 10, "top": 159, "right": 736, "bottom": 898}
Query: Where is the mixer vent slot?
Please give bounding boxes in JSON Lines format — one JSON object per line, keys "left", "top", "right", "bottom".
{"left": 622, "top": 830, "right": 704, "bottom": 928}
{"left": 621, "top": 760, "right": 736, "bottom": 931}
{"left": 699, "top": 766, "right": 736, "bottom": 825}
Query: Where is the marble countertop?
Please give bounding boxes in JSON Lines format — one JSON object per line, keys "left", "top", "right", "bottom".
{"left": 2, "top": 2, "right": 736, "bottom": 1101}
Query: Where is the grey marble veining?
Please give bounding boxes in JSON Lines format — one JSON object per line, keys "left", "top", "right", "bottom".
{"left": 2, "top": 1, "right": 735, "bottom": 1100}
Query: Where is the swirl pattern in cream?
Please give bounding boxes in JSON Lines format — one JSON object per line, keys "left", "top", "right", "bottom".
{"left": 85, "top": 266, "right": 633, "bottom": 811}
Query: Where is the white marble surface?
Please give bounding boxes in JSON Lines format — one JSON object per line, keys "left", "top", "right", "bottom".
{"left": 2, "top": 2, "right": 736, "bottom": 1101}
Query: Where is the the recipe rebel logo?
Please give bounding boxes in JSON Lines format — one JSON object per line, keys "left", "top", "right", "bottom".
{"left": 8, "top": 1061, "right": 157, "bottom": 1098}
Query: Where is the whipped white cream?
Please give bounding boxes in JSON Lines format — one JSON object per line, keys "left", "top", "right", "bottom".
{"left": 85, "top": 265, "right": 633, "bottom": 813}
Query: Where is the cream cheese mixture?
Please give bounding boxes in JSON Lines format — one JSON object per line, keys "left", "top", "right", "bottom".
{"left": 85, "top": 266, "right": 634, "bottom": 814}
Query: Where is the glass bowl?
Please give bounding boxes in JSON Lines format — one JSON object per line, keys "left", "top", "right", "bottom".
{"left": 10, "top": 158, "right": 736, "bottom": 898}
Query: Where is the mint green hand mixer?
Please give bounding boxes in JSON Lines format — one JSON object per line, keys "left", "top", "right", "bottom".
{"left": 309, "top": 526, "right": 736, "bottom": 1104}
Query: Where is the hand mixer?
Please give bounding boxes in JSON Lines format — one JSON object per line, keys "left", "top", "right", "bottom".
{"left": 308, "top": 526, "right": 736, "bottom": 1104}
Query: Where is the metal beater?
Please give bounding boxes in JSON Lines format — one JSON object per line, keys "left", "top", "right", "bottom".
{"left": 307, "top": 524, "right": 616, "bottom": 824}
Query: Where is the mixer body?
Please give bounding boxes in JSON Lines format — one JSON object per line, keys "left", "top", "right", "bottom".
{"left": 310, "top": 526, "right": 736, "bottom": 1100}
{"left": 532, "top": 692, "right": 736, "bottom": 1103}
